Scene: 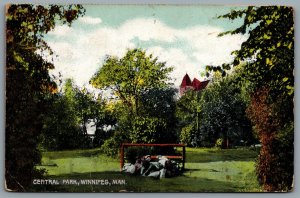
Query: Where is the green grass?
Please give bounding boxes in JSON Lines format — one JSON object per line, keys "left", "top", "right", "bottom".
{"left": 33, "top": 147, "right": 262, "bottom": 192}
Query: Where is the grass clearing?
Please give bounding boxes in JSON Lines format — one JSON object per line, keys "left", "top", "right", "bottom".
{"left": 33, "top": 147, "right": 262, "bottom": 192}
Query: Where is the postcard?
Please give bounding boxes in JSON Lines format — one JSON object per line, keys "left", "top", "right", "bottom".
{"left": 5, "top": 4, "right": 294, "bottom": 192}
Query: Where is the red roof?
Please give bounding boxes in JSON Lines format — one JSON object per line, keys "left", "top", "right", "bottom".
{"left": 191, "top": 78, "right": 201, "bottom": 90}
{"left": 199, "top": 80, "right": 210, "bottom": 90}
{"left": 180, "top": 73, "right": 192, "bottom": 87}
{"left": 191, "top": 78, "right": 210, "bottom": 91}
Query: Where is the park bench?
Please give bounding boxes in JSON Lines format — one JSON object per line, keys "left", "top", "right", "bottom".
{"left": 120, "top": 143, "right": 186, "bottom": 171}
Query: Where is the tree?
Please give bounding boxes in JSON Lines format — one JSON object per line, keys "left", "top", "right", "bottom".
{"left": 91, "top": 49, "right": 176, "bottom": 155}
{"left": 246, "top": 88, "right": 293, "bottom": 191}
{"left": 177, "top": 71, "right": 254, "bottom": 148}
{"left": 207, "top": 6, "right": 294, "bottom": 191}
{"left": 71, "top": 81, "right": 114, "bottom": 148}
{"left": 207, "top": 6, "right": 294, "bottom": 98}
{"left": 199, "top": 74, "right": 254, "bottom": 148}
{"left": 90, "top": 48, "right": 173, "bottom": 116}
{"left": 41, "top": 92, "right": 82, "bottom": 150}
{"left": 6, "top": 4, "right": 85, "bottom": 191}
{"left": 176, "top": 90, "right": 201, "bottom": 146}
{"left": 41, "top": 79, "right": 106, "bottom": 150}
{"left": 130, "top": 87, "right": 178, "bottom": 144}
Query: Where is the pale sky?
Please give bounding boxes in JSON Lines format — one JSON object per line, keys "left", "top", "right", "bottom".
{"left": 44, "top": 5, "right": 248, "bottom": 90}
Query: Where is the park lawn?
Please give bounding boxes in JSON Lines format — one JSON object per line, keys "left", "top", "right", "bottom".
{"left": 33, "top": 147, "right": 262, "bottom": 192}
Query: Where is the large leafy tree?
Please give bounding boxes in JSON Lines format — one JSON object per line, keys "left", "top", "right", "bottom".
{"left": 91, "top": 49, "right": 176, "bottom": 153}
{"left": 90, "top": 48, "right": 173, "bottom": 115}
{"left": 6, "top": 4, "right": 85, "bottom": 191}
{"left": 208, "top": 6, "right": 294, "bottom": 98}
{"left": 207, "top": 6, "right": 294, "bottom": 191}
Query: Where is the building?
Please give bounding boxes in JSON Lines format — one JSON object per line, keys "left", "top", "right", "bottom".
{"left": 180, "top": 73, "right": 209, "bottom": 96}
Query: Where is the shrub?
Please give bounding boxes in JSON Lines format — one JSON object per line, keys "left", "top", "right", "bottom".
{"left": 100, "top": 136, "right": 120, "bottom": 157}
{"left": 247, "top": 88, "right": 294, "bottom": 191}
{"left": 100, "top": 129, "right": 129, "bottom": 157}
{"left": 180, "top": 125, "right": 194, "bottom": 146}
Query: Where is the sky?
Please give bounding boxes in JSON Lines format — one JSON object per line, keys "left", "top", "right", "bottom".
{"left": 44, "top": 5, "right": 248, "bottom": 91}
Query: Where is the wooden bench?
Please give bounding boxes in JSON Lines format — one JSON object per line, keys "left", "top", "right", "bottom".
{"left": 120, "top": 143, "right": 186, "bottom": 171}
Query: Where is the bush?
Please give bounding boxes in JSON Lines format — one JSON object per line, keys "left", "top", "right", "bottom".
{"left": 180, "top": 125, "right": 194, "bottom": 146}
{"left": 129, "top": 116, "right": 166, "bottom": 143}
{"left": 100, "top": 130, "right": 127, "bottom": 156}
{"left": 100, "top": 137, "right": 120, "bottom": 157}
{"left": 247, "top": 88, "right": 294, "bottom": 191}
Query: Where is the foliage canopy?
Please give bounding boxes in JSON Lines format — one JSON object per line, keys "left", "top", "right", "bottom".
{"left": 90, "top": 48, "right": 173, "bottom": 115}
{"left": 6, "top": 4, "right": 85, "bottom": 191}
{"left": 207, "top": 6, "right": 294, "bottom": 99}
{"left": 210, "top": 6, "right": 294, "bottom": 191}
{"left": 91, "top": 49, "right": 177, "bottom": 154}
